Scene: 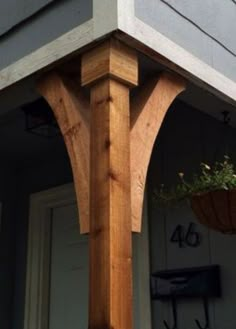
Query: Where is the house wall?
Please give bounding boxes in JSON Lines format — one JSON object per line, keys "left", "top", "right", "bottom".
{"left": 148, "top": 101, "right": 236, "bottom": 329}
{"left": 0, "top": 0, "right": 54, "bottom": 36}
{"left": 0, "top": 0, "right": 92, "bottom": 71}
{"left": 135, "top": 0, "right": 236, "bottom": 82}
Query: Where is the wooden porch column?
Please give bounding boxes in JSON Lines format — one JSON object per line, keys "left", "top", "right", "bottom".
{"left": 37, "top": 37, "right": 186, "bottom": 329}
{"left": 81, "top": 40, "right": 138, "bottom": 329}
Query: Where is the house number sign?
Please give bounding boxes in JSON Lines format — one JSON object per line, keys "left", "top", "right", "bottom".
{"left": 170, "top": 222, "right": 201, "bottom": 248}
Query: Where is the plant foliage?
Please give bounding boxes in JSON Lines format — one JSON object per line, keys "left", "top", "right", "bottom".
{"left": 154, "top": 156, "right": 236, "bottom": 204}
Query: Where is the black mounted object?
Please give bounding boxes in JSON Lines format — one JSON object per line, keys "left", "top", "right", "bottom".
{"left": 151, "top": 265, "right": 221, "bottom": 300}
{"left": 151, "top": 265, "right": 221, "bottom": 329}
{"left": 22, "top": 99, "right": 60, "bottom": 138}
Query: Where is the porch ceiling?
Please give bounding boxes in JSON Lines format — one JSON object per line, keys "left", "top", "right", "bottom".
{"left": 138, "top": 54, "right": 236, "bottom": 126}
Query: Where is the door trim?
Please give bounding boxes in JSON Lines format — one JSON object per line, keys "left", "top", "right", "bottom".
{"left": 24, "top": 183, "right": 151, "bottom": 329}
{"left": 24, "top": 184, "right": 76, "bottom": 329}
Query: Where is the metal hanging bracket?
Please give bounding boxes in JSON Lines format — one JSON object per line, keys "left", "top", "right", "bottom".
{"left": 163, "top": 298, "right": 178, "bottom": 329}
{"left": 222, "top": 110, "right": 230, "bottom": 125}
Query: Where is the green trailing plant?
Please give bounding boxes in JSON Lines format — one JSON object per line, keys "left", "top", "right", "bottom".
{"left": 154, "top": 156, "right": 236, "bottom": 204}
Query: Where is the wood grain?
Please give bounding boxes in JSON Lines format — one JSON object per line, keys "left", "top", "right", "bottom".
{"left": 130, "top": 72, "right": 186, "bottom": 232}
{"left": 89, "top": 78, "right": 132, "bottom": 329}
{"left": 37, "top": 72, "right": 90, "bottom": 233}
{"left": 81, "top": 39, "right": 136, "bottom": 328}
{"left": 81, "top": 38, "right": 138, "bottom": 88}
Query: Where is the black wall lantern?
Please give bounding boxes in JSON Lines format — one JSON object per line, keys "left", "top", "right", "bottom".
{"left": 22, "top": 99, "right": 60, "bottom": 138}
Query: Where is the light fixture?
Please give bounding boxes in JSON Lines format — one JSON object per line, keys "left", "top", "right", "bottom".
{"left": 22, "top": 99, "right": 60, "bottom": 138}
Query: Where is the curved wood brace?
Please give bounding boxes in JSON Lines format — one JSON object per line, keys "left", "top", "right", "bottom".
{"left": 37, "top": 71, "right": 185, "bottom": 234}
{"left": 37, "top": 72, "right": 90, "bottom": 233}
{"left": 130, "top": 72, "right": 186, "bottom": 232}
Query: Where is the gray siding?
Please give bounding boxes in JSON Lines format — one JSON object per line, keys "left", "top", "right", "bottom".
{"left": 135, "top": 0, "right": 236, "bottom": 82}
{"left": 148, "top": 101, "right": 236, "bottom": 329}
{"left": 0, "top": 0, "right": 54, "bottom": 36}
{"left": 0, "top": 0, "right": 92, "bottom": 71}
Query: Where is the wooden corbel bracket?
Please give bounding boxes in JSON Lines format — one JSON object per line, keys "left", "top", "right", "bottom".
{"left": 38, "top": 46, "right": 186, "bottom": 235}
{"left": 37, "top": 73, "right": 90, "bottom": 233}
{"left": 130, "top": 72, "right": 186, "bottom": 231}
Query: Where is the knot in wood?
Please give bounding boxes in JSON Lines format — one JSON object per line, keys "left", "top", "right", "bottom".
{"left": 95, "top": 96, "right": 113, "bottom": 106}
{"left": 64, "top": 122, "right": 81, "bottom": 138}
{"left": 108, "top": 170, "right": 117, "bottom": 181}
{"left": 92, "top": 227, "right": 103, "bottom": 239}
{"left": 104, "top": 138, "right": 111, "bottom": 149}
{"left": 107, "top": 96, "right": 113, "bottom": 103}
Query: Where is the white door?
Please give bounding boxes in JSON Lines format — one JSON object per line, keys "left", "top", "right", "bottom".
{"left": 49, "top": 203, "right": 148, "bottom": 329}
{"left": 49, "top": 204, "right": 88, "bottom": 329}
{"left": 24, "top": 184, "right": 151, "bottom": 329}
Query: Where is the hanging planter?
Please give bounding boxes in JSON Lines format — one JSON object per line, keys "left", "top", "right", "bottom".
{"left": 191, "top": 189, "right": 236, "bottom": 234}
{"left": 155, "top": 156, "right": 236, "bottom": 234}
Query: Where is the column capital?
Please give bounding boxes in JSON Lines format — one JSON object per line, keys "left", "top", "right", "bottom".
{"left": 81, "top": 38, "right": 138, "bottom": 88}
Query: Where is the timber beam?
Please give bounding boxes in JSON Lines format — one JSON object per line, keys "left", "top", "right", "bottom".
{"left": 37, "top": 37, "right": 186, "bottom": 329}
{"left": 81, "top": 39, "right": 137, "bottom": 329}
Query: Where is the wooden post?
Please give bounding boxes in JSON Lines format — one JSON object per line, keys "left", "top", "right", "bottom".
{"left": 81, "top": 39, "right": 138, "bottom": 329}
{"left": 37, "top": 37, "right": 186, "bottom": 329}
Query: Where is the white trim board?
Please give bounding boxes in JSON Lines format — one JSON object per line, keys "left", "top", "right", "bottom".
{"left": 24, "top": 183, "right": 151, "bottom": 329}
{"left": 0, "top": 0, "right": 235, "bottom": 106}
{"left": 93, "top": 0, "right": 118, "bottom": 39}
{"left": 24, "top": 184, "right": 76, "bottom": 329}
{"left": 0, "top": 20, "right": 94, "bottom": 91}
{"left": 0, "top": 0, "right": 118, "bottom": 92}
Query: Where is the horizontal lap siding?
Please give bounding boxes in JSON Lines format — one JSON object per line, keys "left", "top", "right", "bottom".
{"left": 0, "top": 0, "right": 54, "bottom": 36}
{"left": 0, "top": 0, "right": 92, "bottom": 71}
{"left": 135, "top": 0, "right": 236, "bottom": 82}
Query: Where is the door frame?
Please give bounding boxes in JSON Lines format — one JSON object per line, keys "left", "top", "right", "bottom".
{"left": 24, "top": 183, "right": 151, "bottom": 329}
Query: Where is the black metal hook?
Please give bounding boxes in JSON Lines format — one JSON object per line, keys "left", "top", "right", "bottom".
{"left": 222, "top": 110, "right": 230, "bottom": 125}
{"left": 195, "top": 297, "right": 209, "bottom": 329}
{"left": 163, "top": 298, "right": 178, "bottom": 329}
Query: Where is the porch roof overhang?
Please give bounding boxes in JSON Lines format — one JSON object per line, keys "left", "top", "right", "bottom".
{"left": 0, "top": 0, "right": 235, "bottom": 109}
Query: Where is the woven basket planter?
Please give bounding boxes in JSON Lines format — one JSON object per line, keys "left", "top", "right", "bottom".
{"left": 191, "top": 189, "right": 236, "bottom": 234}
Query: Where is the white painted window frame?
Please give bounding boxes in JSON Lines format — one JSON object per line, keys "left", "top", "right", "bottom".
{"left": 0, "top": 0, "right": 235, "bottom": 105}
{"left": 24, "top": 183, "right": 151, "bottom": 329}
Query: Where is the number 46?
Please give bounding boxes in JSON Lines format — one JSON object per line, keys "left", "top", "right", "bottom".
{"left": 170, "top": 223, "right": 200, "bottom": 248}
